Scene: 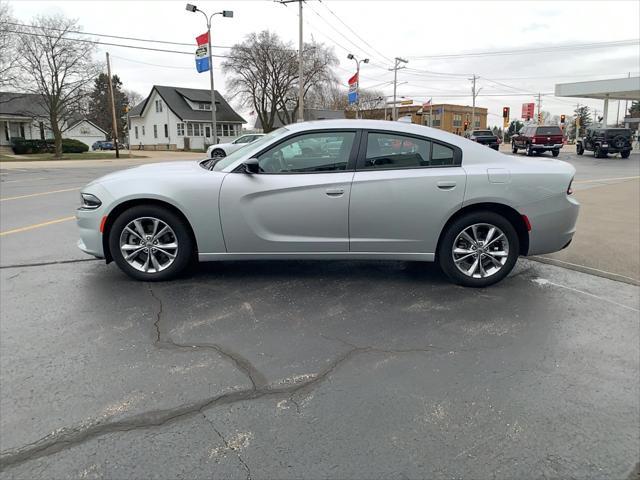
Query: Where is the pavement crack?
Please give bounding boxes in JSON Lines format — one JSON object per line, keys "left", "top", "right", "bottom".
{"left": 0, "top": 258, "right": 100, "bottom": 270}
{"left": 201, "top": 413, "right": 252, "bottom": 480}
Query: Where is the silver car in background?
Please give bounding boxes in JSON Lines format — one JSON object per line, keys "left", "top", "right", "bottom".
{"left": 206, "top": 133, "right": 265, "bottom": 159}
{"left": 77, "top": 120, "right": 579, "bottom": 287}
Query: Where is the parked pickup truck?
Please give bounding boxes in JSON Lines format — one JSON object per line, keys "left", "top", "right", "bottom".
{"left": 467, "top": 130, "right": 500, "bottom": 150}
{"left": 511, "top": 125, "right": 564, "bottom": 157}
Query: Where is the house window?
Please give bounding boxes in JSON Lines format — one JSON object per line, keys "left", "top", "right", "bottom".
{"left": 142, "top": 126, "right": 145, "bottom": 136}
{"left": 198, "top": 103, "right": 211, "bottom": 110}
{"left": 216, "top": 124, "right": 222, "bottom": 136}
{"left": 453, "top": 114, "right": 462, "bottom": 127}
{"left": 4, "top": 122, "right": 8, "bottom": 141}
{"left": 19, "top": 123, "right": 25, "bottom": 138}
{"left": 177, "top": 123, "right": 184, "bottom": 136}
{"left": 155, "top": 100, "right": 163, "bottom": 112}
{"left": 432, "top": 114, "right": 441, "bottom": 127}
{"left": 164, "top": 124, "right": 168, "bottom": 138}
{"left": 193, "top": 123, "right": 201, "bottom": 136}
{"left": 205, "top": 126, "right": 211, "bottom": 138}
{"left": 223, "top": 124, "right": 230, "bottom": 136}
{"left": 187, "top": 123, "right": 193, "bottom": 136}
{"left": 134, "top": 126, "right": 139, "bottom": 139}
{"left": 153, "top": 125, "right": 158, "bottom": 138}
{"left": 474, "top": 116, "right": 481, "bottom": 128}
{"left": 39, "top": 122, "right": 45, "bottom": 140}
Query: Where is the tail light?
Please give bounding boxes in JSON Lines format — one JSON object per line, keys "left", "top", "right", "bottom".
{"left": 531, "top": 138, "right": 536, "bottom": 144}
{"left": 567, "top": 178, "right": 574, "bottom": 195}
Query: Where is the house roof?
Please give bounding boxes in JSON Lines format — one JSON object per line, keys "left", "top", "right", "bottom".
{"left": 67, "top": 118, "right": 108, "bottom": 134}
{"left": 0, "top": 92, "right": 48, "bottom": 118}
{"left": 254, "top": 108, "right": 345, "bottom": 130}
{"left": 129, "top": 85, "right": 245, "bottom": 124}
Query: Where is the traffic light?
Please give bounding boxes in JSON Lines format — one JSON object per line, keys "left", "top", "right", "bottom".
{"left": 463, "top": 121, "right": 469, "bottom": 131}
{"left": 502, "top": 107, "right": 510, "bottom": 119}
{"left": 560, "top": 114, "right": 565, "bottom": 124}
{"left": 537, "top": 112, "right": 542, "bottom": 124}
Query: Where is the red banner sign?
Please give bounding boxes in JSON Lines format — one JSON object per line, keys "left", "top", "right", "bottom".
{"left": 521, "top": 103, "right": 535, "bottom": 120}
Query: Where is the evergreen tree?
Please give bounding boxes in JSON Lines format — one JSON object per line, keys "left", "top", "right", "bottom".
{"left": 573, "top": 105, "right": 592, "bottom": 137}
{"left": 628, "top": 100, "right": 640, "bottom": 117}
{"left": 88, "top": 73, "right": 128, "bottom": 141}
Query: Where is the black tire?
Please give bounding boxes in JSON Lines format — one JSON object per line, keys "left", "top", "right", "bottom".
{"left": 595, "top": 146, "right": 606, "bottom": 158}
{"left": 621, "top": 150, "right": 631, "bottom": 159}
{"left": 109, "top": 204, "right": 194, "bottom": 281}
{"left": 576, "top": 143, "right": 584, "bottom": 155}
{"left": 511, "top": 142, "right": 518, "bottom": 154}
{"left": 211, "top": 148, "right": 226, "bottom": 159}
{"left": 526, "top": 145, "right": 534, "bottom": 156}
{"left": 552, "top": 149, "right": 560, "bottom": 157}
{"left": 438, "top": 211, "right": 520, "bottom": 288}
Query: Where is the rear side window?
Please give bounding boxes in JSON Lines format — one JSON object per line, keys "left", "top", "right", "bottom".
{"left": 361, "top": 132, "right": 459, "bottom": 169}
{"left": 536, "top": 126, "right": 562, "bottom": 135}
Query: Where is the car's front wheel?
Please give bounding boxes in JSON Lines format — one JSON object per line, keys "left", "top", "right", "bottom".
{"left": 511, "top": 142, "right": 518, "bottom": 154}
{"left": 526, "top": 145, "right": 534, "bottom": 156}
{"left": 438, "top": 211, "right": 520, "bottom": 287}
{"left": 109, "top": 205, "right": 194, "bottom": 281}
{"left": 576, "top": 143, "right": 584, "bottom": 155}
{"left": 621, "top": 150, "right": 631, "bottom": 158}
{"left": 552, "top": 149, "right": 560, "bottom": 157}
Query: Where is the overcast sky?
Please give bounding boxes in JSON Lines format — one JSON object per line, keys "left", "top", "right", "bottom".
{"left": 8, "top": 0, "right": 640, "bottom": 127}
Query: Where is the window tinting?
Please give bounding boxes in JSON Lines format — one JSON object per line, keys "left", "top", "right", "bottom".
{"left": 431, "top": 143, "right": 455, "bottom": 166}
{"left": 363, "top": 133, "right": 431, "bottom": 169}
{"left": 536, "top": 126, "right": 562, "bottom": 135}
{"left": 257, "top": 132, "right": 355, "bottom": 173}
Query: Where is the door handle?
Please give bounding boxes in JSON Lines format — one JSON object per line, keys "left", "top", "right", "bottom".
{"left": 325, "top": 188, "right": 345, "bottom": 197}
{"left": 437, "top": 181, "right": 456, "bottom": 190}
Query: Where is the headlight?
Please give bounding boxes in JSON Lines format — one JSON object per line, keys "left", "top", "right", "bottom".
{"left": 80, "top": 193, "right": 102, "bottom": 209}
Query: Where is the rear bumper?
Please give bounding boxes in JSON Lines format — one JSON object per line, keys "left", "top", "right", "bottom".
{"left": 520, "top": 194, "right": 580, "bottom": 256}
{"left": 531, "top": 143, "right": 563, "bottom": 151}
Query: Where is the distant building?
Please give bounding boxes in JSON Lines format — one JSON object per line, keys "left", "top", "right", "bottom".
{"left": 128, "top": 85, "right": 245, "bottom": 151}
{"left": 0, "top": 92, "right": 108, "bottom": 153}
{"left": 348, "top": 103, "right": 488, "bottom": 135}
{"left": 254, "top": 108, "right": 345, "bottom": 131}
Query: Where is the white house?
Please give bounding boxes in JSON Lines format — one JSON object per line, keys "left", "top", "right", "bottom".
{"left": 65, "top": 119, "right": 108, "bottom": 149}
{"left": 0, "top": 92, "right": 107, "bottom": 153}
{"left": 127, "top": 86, "right": 246, "bottom": 151}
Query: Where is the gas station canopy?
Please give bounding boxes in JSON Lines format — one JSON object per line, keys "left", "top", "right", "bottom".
{"left": 555, "top": 77, "right": 640, "bottom": 100}
{"left": 554, "top": 77, "right": 640, "bottom": 125}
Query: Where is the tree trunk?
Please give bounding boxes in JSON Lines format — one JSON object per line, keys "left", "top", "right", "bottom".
{"left": 50, "top": 112, "right": 63, "bottom": 158}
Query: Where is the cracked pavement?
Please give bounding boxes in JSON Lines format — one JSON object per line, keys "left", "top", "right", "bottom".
{"left": 1, "top": 162, "right": 639, "bottom": 479}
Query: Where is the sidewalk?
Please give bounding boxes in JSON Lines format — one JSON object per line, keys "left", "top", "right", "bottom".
{"left": 533, "top": 178, "right": 640, "bottom": 285}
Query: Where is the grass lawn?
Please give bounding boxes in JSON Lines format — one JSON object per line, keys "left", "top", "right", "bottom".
{"left": 0, "top": 152, "right": 148, "bottom": 161}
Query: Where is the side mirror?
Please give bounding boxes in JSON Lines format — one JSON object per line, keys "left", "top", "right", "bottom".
{"left": 243, "top": 157, "right": 260, "bottom": 174}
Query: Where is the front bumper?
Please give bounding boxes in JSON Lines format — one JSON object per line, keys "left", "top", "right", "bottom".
{"left": 76, "top": 208, "right": 105, "bottom": 258}
{"left": 521, "top": 193, "right": 580, "bottom": 256}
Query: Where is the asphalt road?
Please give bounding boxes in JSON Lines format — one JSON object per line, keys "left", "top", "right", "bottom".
{"left": 1, "top": 151, "right": 639, "bottom": 479}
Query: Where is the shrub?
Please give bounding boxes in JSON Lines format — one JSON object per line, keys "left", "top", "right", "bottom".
{"left": 10, "top": 138, "right": 89, "bottom": 154}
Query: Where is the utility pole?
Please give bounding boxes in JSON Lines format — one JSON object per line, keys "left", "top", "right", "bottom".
{"left": 536, "top": 93, "right": 542, "bottom": 125}
{"left": 106, "top": 52, "right": 120, "bottom": 159}
{"left": 390, "top": 57, "right": 408, "bottom": 121}
{"left": 276, "top": 0, "right": 305, "bottom": 122}
{"left": 623, "top": 71, "right": 630, "bottom": 124}
{"left": 470, "top": 74, "right": 480, "bottom": 131}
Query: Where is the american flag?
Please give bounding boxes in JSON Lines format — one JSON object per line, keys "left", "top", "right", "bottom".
{"left": 423, "top": 98, "right": 432, "bottom": 108}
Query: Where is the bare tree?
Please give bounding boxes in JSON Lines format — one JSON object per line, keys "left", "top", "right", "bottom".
{"left": 124, "top": 89, "right": 144, "bottom": 109}
{"left": 15, "top": 15, "right": 100, "bottom": 157}
{"left": 222, "top": 30, "right": 338, "bottom": 132}
{"left": 0, "top": 1, "right": 21, "bottom": 91}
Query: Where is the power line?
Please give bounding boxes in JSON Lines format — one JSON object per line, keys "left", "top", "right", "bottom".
{"left": 5, "top": 21, "right": 231, "bottom": 49}
{"left": 316, "top": 0, "right": 394, "bottom": 63}
{"left": 110, "top": 54, "right": 194, "bottom": 70}
{"left": 407, "top": 39, "right": 640, "bottom": 60}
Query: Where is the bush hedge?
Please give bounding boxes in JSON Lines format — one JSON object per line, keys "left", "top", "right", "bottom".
{"left": 11, "top": 138, "right": 89, "bottom": 154}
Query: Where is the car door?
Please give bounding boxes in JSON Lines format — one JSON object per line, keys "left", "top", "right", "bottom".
{"left": 349, "top": 130, "right": 466, "bottom": 254}
{"left": 219, "top": 130, "right": 359, "bottom": 253}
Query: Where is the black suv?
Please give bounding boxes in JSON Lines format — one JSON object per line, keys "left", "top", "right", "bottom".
{"left": 577, "top": 127, "right": 632, "bottom": 158}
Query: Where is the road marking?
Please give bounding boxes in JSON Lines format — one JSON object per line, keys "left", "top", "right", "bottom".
{"left": 574, "top": 175, "right": 640, "bottom": 184}
{"left": 0, "top": 216, "right": 75, "bottom": 236}
{"left": 532, "top": 278, "right": 639, "bottom": 313}
{"left": 529, "top": 255, "right": 639, "bottom": 284}
{"left": 0, "top": 187, "right": 80, "bottom": 202}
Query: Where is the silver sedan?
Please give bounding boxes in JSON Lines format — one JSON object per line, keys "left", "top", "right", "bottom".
{"left": 76, "top": 120, "right": 579, "bottom": 287}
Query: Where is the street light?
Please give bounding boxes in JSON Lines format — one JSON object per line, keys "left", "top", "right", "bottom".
{"left": 185, "top": 3, "right": 233, "bottom": 145}
{"left": 347, "top": 53, "right": 369, "bottom": 119}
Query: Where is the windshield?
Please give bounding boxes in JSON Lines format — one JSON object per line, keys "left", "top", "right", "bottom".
{"left": 473, "top": 130, "right": 493, "bottom": 136}
{"left": 212, "top": 128, "right": 288, "bottom": 171}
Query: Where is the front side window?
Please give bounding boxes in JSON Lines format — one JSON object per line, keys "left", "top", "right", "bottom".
{"left": 362, "top": 132, "right": 430, "bottom": 169}
{"left": 257, "top": 131, "right": 356, "bottom": 173}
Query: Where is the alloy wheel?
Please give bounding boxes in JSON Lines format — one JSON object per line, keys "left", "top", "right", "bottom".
{"left": 119, "top": 217, "right": 178, "bottom": 273}
{"left": 452, "top": 223, "right": 509, "bottom": 279}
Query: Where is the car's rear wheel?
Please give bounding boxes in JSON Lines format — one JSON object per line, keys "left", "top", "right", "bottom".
{"left": 511, "top": 142, "right": 518, "bottom": 154}
{"left": 576, "top": 143, "right": 584, "bottom": 155}
{"left": 211, "top": 148, "right": 226, "bottom": 159}
{"left": 526, "top": 145, "right": 534, "bottom": 156}
{"left": 552, "top": 149, "right": 560, "bottom": 157}
{"left": 438, "top": 211, "right": 520, "bottom": 287}
{"left": 109, "top": 205, "right": 194, "bottom": 281}
{"left": 595, "top": 146, "right": 606, "bottom": 158}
